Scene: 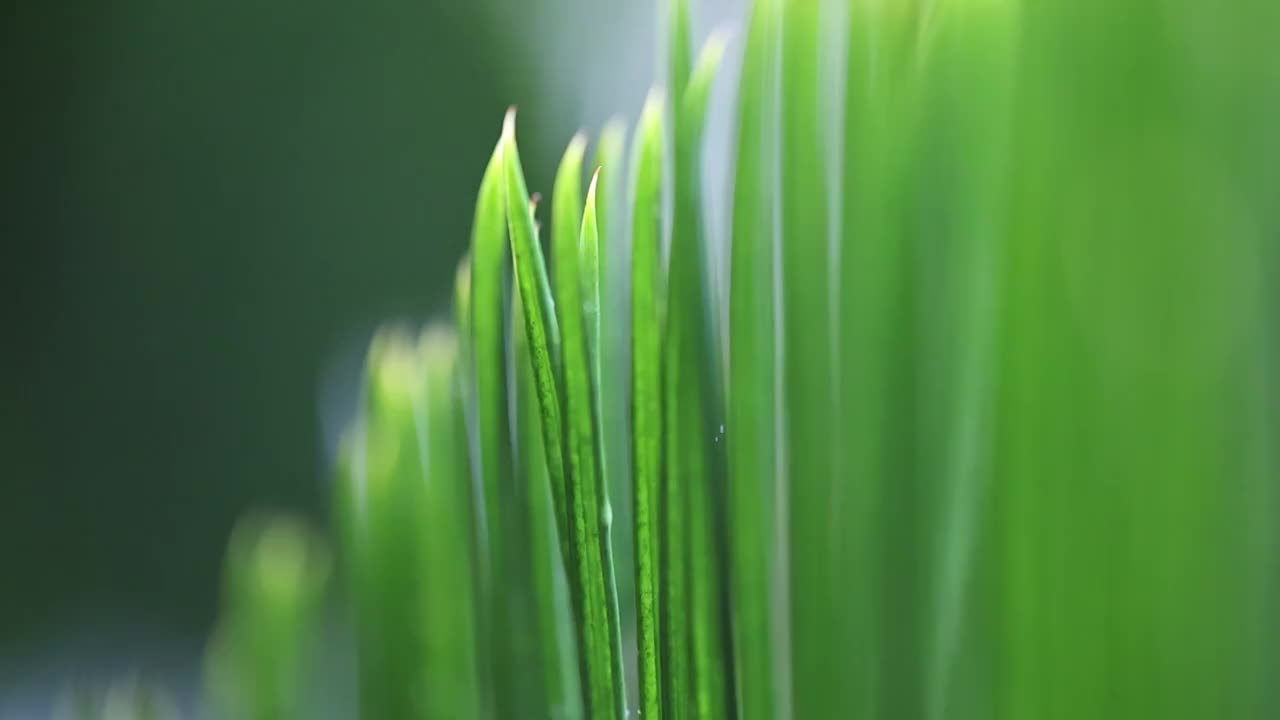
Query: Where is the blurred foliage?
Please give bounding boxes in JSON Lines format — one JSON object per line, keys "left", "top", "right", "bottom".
{"left": 0, "top": 0, "right": 554, "bottom": 645}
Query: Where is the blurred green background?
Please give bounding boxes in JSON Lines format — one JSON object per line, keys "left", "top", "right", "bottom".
{"left": 0, "top": 0, "right": 594, "bottom": 667}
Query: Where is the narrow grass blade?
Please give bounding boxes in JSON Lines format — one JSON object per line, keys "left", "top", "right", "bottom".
{"left": 630, "top": 89, "right": 667, "bottom": 720}
{"left": 206, "top": 515, "right": 328, "bottom": 720}
{"left": 469, "top": 137, "right": 510, "bottom": 574}
{"left": 666, "top": 32, "right": 733, "bottom": 720}
{"left": 581, "top": 172, "right": 628, "bottom": 720}
{"left": 592, "top": 119, "right": 635, "bottom": 659}
{"left": 553, "top": 133, "right": 624, "bottom": 720}
{"left": 780, "top": 0, "right": 837, "bottom": 715}
{"left": 728, "top": 1, "right": 781, "bottom": 718}
{"left": 503, "top": 109, "right": 570, "bottom": 567}
{"left": 514, "top": 290, "right": 584, "bottom": 720}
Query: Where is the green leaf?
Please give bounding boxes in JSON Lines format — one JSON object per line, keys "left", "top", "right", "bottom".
{"left": 728, "top": 1, "right": 781, "bottom": 718}
{"left": 630, "top": 89, "right": 667, "bottom": 720}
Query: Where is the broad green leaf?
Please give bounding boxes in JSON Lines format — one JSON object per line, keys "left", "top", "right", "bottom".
{"left": 728, "top": 0, "right": 781, "bottom": 718}
{"left": 780, "top": 0, "right": 836, "bottom": 716}
{"left": 666, "top": 32, "right": 732, "bottom": 720}
{"left": 630, "top": 89, "right": 667, "bottom": 720}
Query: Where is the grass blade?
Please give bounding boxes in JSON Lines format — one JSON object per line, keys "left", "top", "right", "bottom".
{"left": 514, "top": 289, "right": 584, "bottom": 720}
{"left": 630, "top": 89, "right": 667, "bottom": 720}
{"left": 552, "top": 133, "right": 624, "bottom": 720}
{"left": 337, "top": 327, "right": 483, "bottom": 718}
{"left": 780, "top": 0, "right": 836, "bottom": 715}
{"left": 580, "top": 172, "right": 628, "bottom": 720}
{"left": 728, "top": 1, "right": 781, "bottom": 717}
{"left": 206, "top": 515, "right": 329, "bottom": 720}
{"left": 503, "top": 109, "right": 570, "bottom": 568}
{"left": 592, "top": 119, "right": 635, "bottom": 662}
{"left": 667, "top": 32, "right": 733, "bottom": 720}
{"left": 839, "top": 4, "right": 927, "bottom": 717}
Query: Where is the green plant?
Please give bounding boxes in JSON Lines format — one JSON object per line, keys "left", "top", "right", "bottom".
{"left": 209, "top": 0, "right": 1278, "bottom": 718}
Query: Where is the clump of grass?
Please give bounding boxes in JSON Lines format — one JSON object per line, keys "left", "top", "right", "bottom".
{"left": 208, "top": 0, "right": 1278, "bottom": 718}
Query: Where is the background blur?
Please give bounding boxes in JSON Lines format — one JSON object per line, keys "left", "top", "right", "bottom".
{"left": 0, "top": 0, "right": 691, "bottom": 712}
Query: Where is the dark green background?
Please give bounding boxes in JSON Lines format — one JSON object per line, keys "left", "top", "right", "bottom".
{"left": 1, "top": 0, "right": 569, "bottom": 652}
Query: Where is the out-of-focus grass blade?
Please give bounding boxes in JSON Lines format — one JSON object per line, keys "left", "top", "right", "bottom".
{"left": 780, "top": 0, "right": 836, "bottom": 716}
{"left": 416, "top": 328, "right": 485, "bottom": 718}
{"left": 466, "top": 137, "right": 519, "bottom": 719}
{"left": 336, "top": 327, "right": 482, "bottom": 718}
{"left": 668, "top": 0, "right": 692, "bottom": 116}
{"left": 666, "top": 32, "right": 732, "bottom": 720}
{"left": 840, "top": 3, "right": 928, "bottom": 718}
{"left": 630, "top": 89, "right": 666, "bottom": 720}
{"left": 205, "top": 515, "right": 328, "bottom": 720}
{"left": 514, "top": 289, "right": 584, "bottom": 720}
{"left": 552, "top": 134, "right": 624, "bottom": 720}
{"left": 727, "top": 0, "right": 780, "bottom": 717}
{"left": 907, "top": 5, "right": 1016, "bottom": 720}
{"left": 991, "top": 2, "right": 1273, "bottom": 718}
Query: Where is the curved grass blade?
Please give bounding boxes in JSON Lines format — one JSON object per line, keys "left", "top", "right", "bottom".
{"left": 514, "top": 290, "right": 585, "bottom": 720}
{"left": 553, "top": 134, "right": 624, "bottom": 720}
{"left": 666, "top": 33, "right": 733, "bottom": 720}
{"left": 728, "top": 1, "right": 781, "bottom": 717}
{"left": 780, "top": 0, "right": 837, "bottom": 715}
{"left": 630, "top": 89, "right": 667, "bottom": 720}
{"left": 503, "top": 109, "right": 571, "bottom": 568}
